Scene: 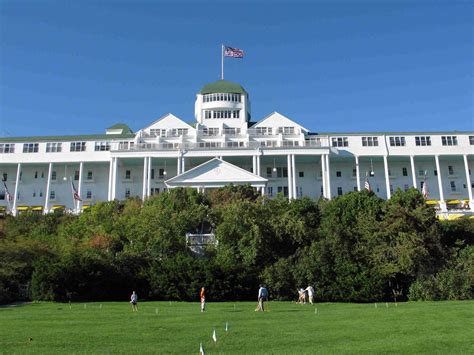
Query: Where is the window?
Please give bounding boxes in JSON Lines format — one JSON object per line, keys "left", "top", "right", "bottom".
{"left": 299, "top": 171, "right": 304, "bottom": 178}
{"left": 125, "top": 188, "right": 131, "bottom": 198}
{"left": 2, "top": 173, "right": 7, "bottom": 181}
{"left": 276, "top": 167, "right": 288, "bottom": 178}
{"left": 266, "top": 167, "right": 273, "bottom": 178}
{"left": 150, "top": 129, "right": 166, "bottom": 137}
{"left": 448, "top": 166, "right": 454, "bottom": 175}
{"left": 352, "top": 168, "right": 357, "bottom": 177}
{"left": 87, "top": 171, "right": 93, "bottom": 180}
{"left": 390, "top": 185, "right": 394, "bottom": 194}
{"left": 49, "top": 190, "right": 56, "bottom": 200}
{"left": 226, "top": 141, "right": 245, "bottom": 148}
{"left": 297, "top": 186, "right": 303, "bottom": 198}
{"left": 331, "top": 137, "right": 348, "bottom": 147}
{"left": 415, "top": 136, "right": 431, "bottom": 146}
{"left": 434, "top": 170, "right": 437, "bottom": 176}
{"left": 336, "top": 171, "right": 342, "bottom": 177}
{"left": 389, "top": 137, "right": 406, "bottom": 147}
{"left": 94, "top": 142, "right": 110, "bottom": 151}
{"left": 86, "top": 190, "right": 92, "bottom": 199}
{"left": 202, "top": 128, "right": 219, "bottom": 136}
{"left": 278, "top": 127, "right": 295, "bottom": 135}
{"left": 70, "top": 142, "right": 86, "bottom": 152}
{"left": 223, "top": 128, "right": 241, "bottom": 135}
{"left": 125, "top": 170, "right": 131, "bottom": 180}
{"left": 212, "top": 110, "right": 234, "bottom": 119}
{"left": 118, "top": 142, "right": 134, "bottom": 150}
{"left": 51, "top": 171, "right": 57, "bottom": 180}
{"left": 354, "top": 186, "right": 358, "bottom": 191}
{"left": 362, "top": 137, "right": 378, "bottom": 147}
{"left": 337, "top": 187, "right": 343, "bottom": 196}
{"left": 151, "top": 169, "right": 155, "bottom": 180}
{"left": 277, "top": 186, "right": 289, "bottom": 197}
{"left": 469, "top": 136, "right": 474, "bottom": 145}
{"left": 261, "top": 140, "right": 278, "bottom": 147}
{"left": 441, "top": 136, "right": 458, "bottom": 146}
{"left": 74, "top": 171, "right": 80, "bottom": 181}
{"left": 171, "top": 128, "right": 189, "bottom": 136}
{"left": 450, "top": 181, "right": 456, "bottom": 192}
{"left": 233, "top": 110, "right": 240, "bottom": 118}
{"left": 282, "top": 140, "right": 299, "bottom": 147}
{"left": 46, "top": 143, "right": 62, "bottom": 152}
{"left": 34, "top": 171, "right": 38, "bottom": 179}
{"left": 404, "top": 184, "right": 409, "bottom": 192}
{"left": 159, "top": 168, "right": 166, "bottom": 179}
{"left": 267, "top": 186, "right": 273, "bottom": 197}
{"left": 255, "top": 127, "right": 273, "bottom": 136}
{"left": 23, "top": 143, "right": 39, "bottom": 153}
{"left": 402, "top": 167, "right": 408, "bottom": 176}
{"left": 0, "top": 143, "right": 15, "bottom": 153}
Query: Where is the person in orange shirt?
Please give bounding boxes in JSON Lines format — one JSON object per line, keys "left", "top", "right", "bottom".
{"left": 200, "top": 287, "right": 206, "bottom": 312}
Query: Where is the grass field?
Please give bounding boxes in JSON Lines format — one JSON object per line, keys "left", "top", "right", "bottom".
{"left": 1, "top": 300, "right": 473, "bottom": 354}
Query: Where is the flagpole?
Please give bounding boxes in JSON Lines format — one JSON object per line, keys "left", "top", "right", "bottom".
{"left": 221, "top": 44, "right": 224, "bottom": 80}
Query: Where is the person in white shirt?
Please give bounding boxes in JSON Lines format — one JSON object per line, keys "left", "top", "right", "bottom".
{"left": 255, "top": 285, "right": 268, "bottom": 311}
{"left": 130, "top": 291, "right": 138, "bottom": 311}
{"left": 305, "top": 286, "right": 315, "bottom": 304}
{"left": 297, "top": 288, "right": 307, "bottom": 304}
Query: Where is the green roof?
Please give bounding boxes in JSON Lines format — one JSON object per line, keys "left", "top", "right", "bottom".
{"left": 106, "top": 123, "right": 134, "bottom": 134}
{"left": 199, "top": 80, "right": 247, "bottom": 95}
{"left": 0, "top": 133, "right": 135, "bottom": 143}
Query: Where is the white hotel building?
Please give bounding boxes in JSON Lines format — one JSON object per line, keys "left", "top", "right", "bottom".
{"left": 1, "top": 80, "right": 473, "bottom": 217}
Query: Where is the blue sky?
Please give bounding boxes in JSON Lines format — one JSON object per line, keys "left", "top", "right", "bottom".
{"left": 1, "top": 0, "right": 472, "bottom": 137}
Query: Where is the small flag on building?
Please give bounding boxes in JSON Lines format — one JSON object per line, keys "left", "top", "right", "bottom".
{"left": 71, "top": 180, "right": 82, "bottom": 201}
{"left": 199, "top": 342, "right": 205, "bottom": 355}
{"left": 364, "top": 172, "right": 371, "bottom": 192}
{"left": 3, "top": 181, "right": 13, "bottom": 201}
{"left": 212, "top": 329, "right": 217, "bottom": 343}
{"left": 224, "top": 46, "right": 244, "bottom": 58}
{"left": 422, "top": 172, "right": 429, "bottom": 198}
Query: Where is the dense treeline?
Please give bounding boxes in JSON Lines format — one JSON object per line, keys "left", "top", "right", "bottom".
{"left": 0, "top": 187, "right": 472, "bottom": 304}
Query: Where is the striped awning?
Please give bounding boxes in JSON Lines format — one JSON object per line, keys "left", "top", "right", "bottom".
{"left": 31, "top": 206, "right": 43, "bottom": 211}
{"left": 425, "top": 200, "right": 438, "bottom": 205}
{"left": 16, "top": 206, "right": 29, "bottom": 211}
{"left": 446, "top": 200, "right": 462, "bottom": 205}
{"left": 52, "top": 205, "right": 65, "bottom": 210}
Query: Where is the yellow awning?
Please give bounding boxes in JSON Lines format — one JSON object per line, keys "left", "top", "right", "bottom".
{"left": 16, "top": 206, "right": 29, "bottom": 211}
{"left": 82, "top": 205, "right": 91, "bottom": 210}
{"left": 426, "top": 200, "right": 438, "bottom": 205}
{"left": 0, "top": 206, "right": 6, "bottom": 212}
{"left": 52, "top": 205, "right": 65, "bottom": 210}
{"left": 447, "top": 214, "right": 464, "bottom": 220}
{"left": 447, "top": 200, "right": 462, "bottom": 204}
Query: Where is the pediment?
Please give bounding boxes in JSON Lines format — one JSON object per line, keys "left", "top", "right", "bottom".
{"left": 253, "top": 112, "right": 308, "bottom": 133}
{"left": 165, "top": 158, "right": 267, "bottom": 187}
{"left": 142, "top": 113, "right": 194, "bottom": 131}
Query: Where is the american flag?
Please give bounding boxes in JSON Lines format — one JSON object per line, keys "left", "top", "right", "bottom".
{"left": 3, "top": 181, "right": 13, "bottom": 201}
{"left": 364, "top": 174, "right": 371, "bottom": 192}
{"left": 422, "top": 173, "right": 429, "bottom": 198}
{"left": 71, "top": 180, "right": 82, "bottom": 201}
{"left": 224, "top": 46, "right": 244, "bottom": 58}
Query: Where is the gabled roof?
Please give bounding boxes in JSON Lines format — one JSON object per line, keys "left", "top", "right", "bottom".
{"left": 165, "top": 158, "right": 267, "bottom": 188}
{"left": 252, "top": 112, "right": 309, "bottom": 133}
{"left": 199, "top": 80, "right": 247, "bottom": 95}
{"left": 106, "top": 123, "right": 134, "bottom": 134}
{"left": 141, "top": 113, "right": 194, "bottom": 131}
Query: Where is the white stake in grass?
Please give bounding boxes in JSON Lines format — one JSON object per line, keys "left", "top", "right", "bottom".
{"left": 199, "top": 342, "right": 205, "bottom": 355}
{"left": 374, "top": 303, "right": 378, "bottom": 308}
{"left": 315, "top": 308, "right": 318, "bottom": 314}
{"left": 155, "top": 308, "right": 158, "bottom": 315}
{"left": 225, "top": 322, "right": 228, "bottom": 332}
{"left": 212, "top": 329, "right": 217, "bottom": 343}
{"left": 100, "top": 304, "right": 102, "bottom": 309}
{"left": 385, "top": 302, "right": 388, "bottom": 308}
{"left": 84, "top": 304, "right": 87, "bottom": 309}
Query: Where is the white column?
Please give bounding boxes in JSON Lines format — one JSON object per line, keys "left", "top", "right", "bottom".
{"left": 112, "top": 157, "right": 118, "bottom": 200}
{"left": 256, "top": 155, "right": 261, "bottom": 176}
{"left": 355, "top": 155, "right": 361, "bottom": 191}
{"left": 326, "top": 154, "right": 331, "bottom": 200}
{"left": 43, "top": 163, "right": 53, "bottom": 214}
{"left": 108, "top": 158, "right": 114, "bottom": 201}
{"left": 147, "top": 157, "right": 152, "bottom": 197}
{"left": 142, "top": 157, "right": 148, "bottom": 200}
{"left": 181, "top": 155, "right": 185, "bottom": 173}
{"left": 77, "top": 162, "right": 83, "bottom": 212}
{"left": 12, "top": 163, "right": 21, "bottom": 215}
{"left": 291, "top": 154, "right": 297, "bottom": 198}
{"left": 383, "top": 155, "right": 391, "bottom": 199}
{"left": 261, "top": 186, "right": 265, "bottom": 196}
{"left": 435, "top": 155, "right": 447, "bottom": 212}
{"left": 252, "top": 155, "right": 257, "bottom": 175}
{"left": 463, "top": 155, "right": 474, "bottom": 210}
{"left": 287, "top": 154, "right": 293, "bottom": 200}
{"left": 410, "top": 155, "right": 417, "bottom": 188}
{"left": 321, "top": 155, "right": 327, "bottom": 198}
{"left": 177, "top": 156, "right": 181, "bottom": 175}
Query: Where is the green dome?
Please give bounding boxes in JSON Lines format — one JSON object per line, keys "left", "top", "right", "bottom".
{"left": 199, "top": 80, "right": 247, "bottom": 95}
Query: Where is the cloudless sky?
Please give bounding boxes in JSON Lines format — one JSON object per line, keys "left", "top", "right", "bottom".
{"left": 0, "top": 0, "right": 473, "bottom": 137}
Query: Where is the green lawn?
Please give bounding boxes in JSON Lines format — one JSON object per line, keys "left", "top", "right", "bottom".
{"left": 1, "top": 301, "right": 473, "bottom": 354}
